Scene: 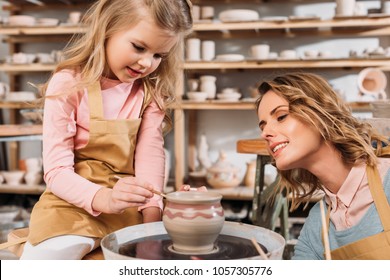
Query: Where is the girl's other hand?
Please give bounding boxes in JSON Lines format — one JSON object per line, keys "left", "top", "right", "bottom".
{"left": 92, "top": 176, "right": 154, "bottom": 214}
{"left": 179, "top": 184, "right": 208, "bottom": 192}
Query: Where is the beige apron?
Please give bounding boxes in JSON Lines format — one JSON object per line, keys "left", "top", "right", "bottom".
{"left": 324, "top": 165, "right": 390, "bottom": 260}
{"left": 28, "top": 81, "right": 152, "bottom": 245}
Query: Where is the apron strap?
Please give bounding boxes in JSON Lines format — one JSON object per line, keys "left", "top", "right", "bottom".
{"left": 366, "top": 165, "right": 390, "bottom": 231}
{"left": 322, "top": 200, "right": 331, "bottom": 250}
{"left": 87, "top": 82, "right": 104, "bottom": 121}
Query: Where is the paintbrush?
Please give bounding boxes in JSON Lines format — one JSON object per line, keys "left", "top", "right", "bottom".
{"left": 113, "top": 175, "right": 167, "bottom": 198}
{"left": 251, "top": 237, "right": 269, "bottom": 260}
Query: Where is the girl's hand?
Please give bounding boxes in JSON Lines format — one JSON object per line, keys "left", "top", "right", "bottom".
{"left": 92, "top": 176, "right": 154, "bottom": 214}
{"left": 179, "top": 184, "right": 208, "bottom": 192}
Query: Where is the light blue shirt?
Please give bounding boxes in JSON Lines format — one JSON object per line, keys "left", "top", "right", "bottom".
{"left": 292, "top": 169, "right": 390, "bottom": 260}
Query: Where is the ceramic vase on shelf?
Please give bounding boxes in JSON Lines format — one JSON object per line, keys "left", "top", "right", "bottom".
{"left": 200, "top": 75, "right": 217, "bottom": 99}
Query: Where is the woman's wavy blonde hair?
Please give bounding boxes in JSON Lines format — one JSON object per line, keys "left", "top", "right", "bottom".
{"left": 40, "top": 0, "right": 193, "bottom": 132}
{"left": 255, "top": 72, "right": 389, "bottom": 210}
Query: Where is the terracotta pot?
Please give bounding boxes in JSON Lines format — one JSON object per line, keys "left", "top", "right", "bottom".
{"left": 243, "top": 160, "right": 256, "bottom": 188}
{"left": 162, "top": 191, "right": 224, "bottom": 254}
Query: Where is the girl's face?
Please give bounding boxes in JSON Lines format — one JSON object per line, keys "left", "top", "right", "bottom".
{"left": 105, "top": 17, "right": 178, "bottom": 82}
{"left": 257, "top": 90, "right": 324, "bottom": 171}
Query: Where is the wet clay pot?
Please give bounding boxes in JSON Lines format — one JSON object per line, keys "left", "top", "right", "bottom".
{"left": 162, "top": 191, "right": 224, "bottom": 254}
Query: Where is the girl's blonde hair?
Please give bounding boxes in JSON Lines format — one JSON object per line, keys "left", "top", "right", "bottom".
{"left": 41, "top": 0, "right": 193, "bottom": 130}
{"left": 256, "top": 72, "right": 388, "bottom": 210}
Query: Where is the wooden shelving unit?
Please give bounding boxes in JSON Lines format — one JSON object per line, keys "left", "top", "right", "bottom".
{"left": 172, "top": 4, "right": 390, "bottom": 191}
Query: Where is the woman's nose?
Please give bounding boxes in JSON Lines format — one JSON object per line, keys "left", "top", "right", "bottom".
{"left": 260, "top": 124, "right": 275, "bottom": 139}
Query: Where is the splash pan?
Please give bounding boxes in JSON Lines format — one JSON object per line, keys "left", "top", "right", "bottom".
{"left": 101, "top": 221, "right": 285, "bottom": 260}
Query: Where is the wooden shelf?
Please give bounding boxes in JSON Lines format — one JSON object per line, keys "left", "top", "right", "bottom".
{"left": 173, "top": 100, "right": 371, "bottom": 112}
{"left": 0, "top": 184, "right": 45, "bottom": 195}
{"left": 184, "top": 58, "right": 390, "bottom": 70}
{"left": 0, "top": 63, "right": 55, "bottom": 72}
{"left": 0, "top": 124, "right": 42, "bottom": 137}
{"left": 0, "top": 101, "right": 38, "bottom": 109}
{"left": 208, "top": 186, "right": 254, "bottom": 201}
{"left": 193, "top": 17, "right": 390, "bottom": 32}
{"left": 207, "top": 185, "right": 324, "bottom": 202}
{"left": 0, "top": 25, "right": 87, "bottom": 35}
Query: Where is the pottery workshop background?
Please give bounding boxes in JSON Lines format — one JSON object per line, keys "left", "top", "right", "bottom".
{"left": 1, "top": 1, "right": 389, "bottom": 186}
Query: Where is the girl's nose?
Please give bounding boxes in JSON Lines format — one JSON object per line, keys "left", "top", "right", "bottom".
{"left": 138, "top": 55, "right": 152, "bottom": 68}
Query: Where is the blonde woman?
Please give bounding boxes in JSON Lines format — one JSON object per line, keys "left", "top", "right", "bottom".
{"left": 256, "top": 72, "right": 390, "bottom": 259}
{"left": 21, "top": 0, "right": 193, "bottom": 259}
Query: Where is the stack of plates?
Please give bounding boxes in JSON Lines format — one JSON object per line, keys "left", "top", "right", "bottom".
{"left": 215, "top": 54, "right": 245, "bottom": 62}
{"left": 5, "top": 91, "right": 36, "bottom": 102}
{"left": 217, "top": 92, "right": 242, "bottom": 101}
{"left": 219, "top": 9, "right": 259, "bottom": 22}
{"left": 9, "top": 15, "right": 36, "bottom": 26}
{"left": 36, "top": 18, "right": 60, "bottom": 26}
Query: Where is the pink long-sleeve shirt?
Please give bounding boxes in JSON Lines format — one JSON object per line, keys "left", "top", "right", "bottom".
{"left": 42, "top": 70, "right": 165, "bottom": 215}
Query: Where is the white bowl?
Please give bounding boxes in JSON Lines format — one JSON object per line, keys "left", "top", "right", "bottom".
{"left": 1, "top": 171, "right": 25, "bottom": 186}
{"left": 9, "top": 15, "right": 36, "bottom": 26}
{"left": 0, "top": 206, "right": 21, "bottom": 224}
{"left": 187, "top": 91, "right": 208, "bottom": 101}
{"left": 219, "top": 9, "right": 259, "bottom": 22}
{"left": 5, "top": 91, "right": 37, "bottom": 102}
{"left": 20, "top": 109, "right": 43, "bottom": 124}
{"left": 215, "top": 54, "right": 245, "bottom": 62}
{"left": 36, "top": 18, "right": 60, "bottom": 26}
{"left": 217, "top": 92, "right": 242, "bottom": 101}
{"left": 279, "top": 50, "right": 297, "bottom": 59}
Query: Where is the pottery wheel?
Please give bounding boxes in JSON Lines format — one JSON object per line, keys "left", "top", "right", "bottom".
{"left": 101, "top": 221, "right": 286, "bottom": 260}
{"left": 118, "top": 234, "right": 268, "bottom": 260}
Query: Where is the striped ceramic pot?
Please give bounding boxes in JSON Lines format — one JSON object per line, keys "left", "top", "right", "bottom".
{"left": 163, "top": 191, "right": 224, "bottom": 254}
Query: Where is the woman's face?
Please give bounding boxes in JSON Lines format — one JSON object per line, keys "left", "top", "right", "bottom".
{"left": 105, "top": 17, "right": 178, "bottom": 82}
{"left": 257, "top": 90, "right": 324, "bottom": 170}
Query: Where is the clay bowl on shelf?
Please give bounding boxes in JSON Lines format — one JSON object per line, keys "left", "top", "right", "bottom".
{"left": 0, "top": 205, "right": 21, "bottom": 224}
{"left": 1, "top": 171, "right": 25, "bottom": 186}
{"left": 162, "top": 191, "right": 225, "bottom": 254}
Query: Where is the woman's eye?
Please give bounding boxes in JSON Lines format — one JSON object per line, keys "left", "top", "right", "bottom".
{"left": 277, "top": 114, "right": 288, "bottom": 122}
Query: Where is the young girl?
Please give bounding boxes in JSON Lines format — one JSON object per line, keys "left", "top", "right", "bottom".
{"left": 21, "top": 0, "right": 193, "bottom": 259}
{"left": 256, "top": 72, "right": 390, "bottom": 259}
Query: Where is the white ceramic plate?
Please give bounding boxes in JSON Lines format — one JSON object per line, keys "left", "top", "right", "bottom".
{"left": 219, "top": 9, "right": 259, "bottom": 22}
{"left": 215, "top": 54, "right": 245, "bottom": 62}
{"left": 288, "top": 15, "right": 321, "bottom": 21}
{"left": 261, "top": 16, "right": 288, "bottom": 22}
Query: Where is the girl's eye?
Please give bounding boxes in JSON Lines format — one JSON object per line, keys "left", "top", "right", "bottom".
{"left": 132, "top": 43, "right": 145, "bottom": 52}
{"left": 153, "top": 54, "right": 163, "bottom": 60}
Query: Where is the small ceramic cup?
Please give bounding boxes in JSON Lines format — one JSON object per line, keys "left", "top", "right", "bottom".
{"left": 251, "top": 44, "right": 270, "bottom": 60}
